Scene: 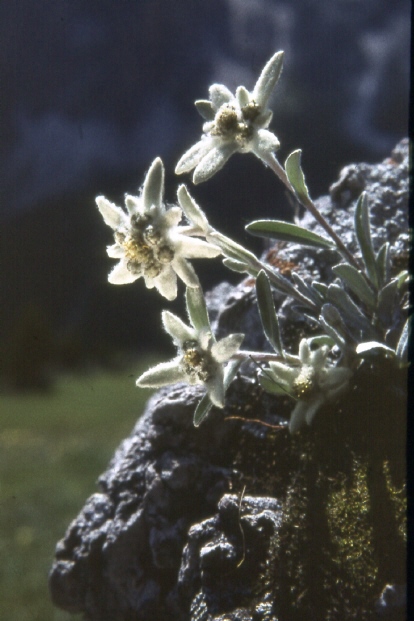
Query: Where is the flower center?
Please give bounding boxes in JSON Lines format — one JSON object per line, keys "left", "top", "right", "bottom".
{"left": 211, "top": 105, "right": 250, "bottom": 142}
{"left": 117, "top": 216, "right": 175, "bottom": 278}
{"left": 181, "top": 340, "right": 214, "bottom": 383}
{"left": 292, "top": 367, "right": 316, "bottom": 400}
{"left": 211, "top": 101, "right": 262, "bottom": 144}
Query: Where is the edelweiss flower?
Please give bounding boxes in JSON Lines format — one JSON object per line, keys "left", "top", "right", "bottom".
{"left": 136, "top": 288, "right": 244, "bottom": 407}
{"left": 259, "top": 338, "right": 352, "bottom": 433}
{"left": 96, "top": 158, "right": 220, "bottom": 300}
{"left": 175, "top": 51, "right": 283, "bottom": 184}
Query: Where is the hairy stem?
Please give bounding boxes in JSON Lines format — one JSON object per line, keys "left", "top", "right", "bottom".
{"left": 265, "top": 154, "right": 367, "bottom": 274}
{"left": 207, "top": 229, "right": 319, "bottom": 313}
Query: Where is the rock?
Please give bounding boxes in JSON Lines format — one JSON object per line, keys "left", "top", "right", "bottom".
{"left": 49, "top": 140, "right": 408, "bottom": 620}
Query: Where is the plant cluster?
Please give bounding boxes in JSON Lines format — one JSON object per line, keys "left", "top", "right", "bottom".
{"left": 96, "top": 51, "right": 409, "bottom": 433}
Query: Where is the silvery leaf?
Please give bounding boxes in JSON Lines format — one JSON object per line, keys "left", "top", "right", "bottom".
{"left": 375, "top": 242, "right": 390, "bottom": 289}
{"left": 377, "top": 279, "right": 399, "bottom": 326}
{"left": 320, "top": 304, "right": 350, "bottom": 352}
{"left": 395, "top": 317, "right": 410, "bottom": 363}
{"left": 327, "top": 284, "right": 374, "bottom": 336}
{"left": 256, "top": 270, "right": 283, "bottom": 355}
{"left": 332, "top": 263, "right": 376, "bottom": 309}
{"left": 246, "top": 219, "right": 333, "bottom": 248}
{"left": 356, "top": 342, "right": 395, "bottom": 357}
{"left": 354, "top": 192, "right": 378, "bottom": 288}
{"left": 312, "top": 281, "right": 329, "bottom": 300}
{"left": 291, "top": 272, "right": 325, "bottom": 306}
{"left": 284, "top": 149, "right": 311, "bottom": 203}
{"left": 223, "top": 258, "right": 249, "bottom": 273}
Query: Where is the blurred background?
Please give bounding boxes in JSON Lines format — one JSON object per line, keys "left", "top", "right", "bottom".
{"left": 0, "top": 1, "right": 410, "bottom": 619}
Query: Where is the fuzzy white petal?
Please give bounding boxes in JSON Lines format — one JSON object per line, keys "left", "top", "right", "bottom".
{"left": 175, "top": 235, "right": 221, "bottom": 259}
{"left": 289, "top": 401, "right": 308, "bottom": 433}
{"left": 193, "top": 142, "right": 238, "bottom": 184}
{"left": 177, "top": 185, "right": 210, "bottom": 232}
{"left": 162, "top": 311, "right": 195, "bottom": 344}
{"left": 172, "top": 257, "right": 199, "bottom": 288}
{"left": 320, "top": 367, "right": 352, "bottom": 391}
{"left": 124, "top": 194, "right": 142, "bottom": 216}
{"left": 107, "top": 243, "right": 125, "bottom": 258}
{"left": 175, "top": 138, "right": 214, "bottom": 175}
{"left": 298, "top": 339, "right": 311, "bottom": 364}
{"left": 236, "top": 85, "right": 251, "bottom": 108}
{"left": 108, "top": 261, "right": 139, "bottom": 285}
{"left": 96, "top": 196, "right": 126, "bottom": 230}
{"left": 256, "top": 109, "right": 273, "bottom": 128}
{"left": 155, "top": 268, "right": 177, "bottom": 300}
{"left": 252, "top": 51, "right": 284, "bottom": 107}
{"left": 209, "top": 84, "right": 234, "bottom": 109}
{"left": 205, "top": 371, "right": 225, "bottom": 408}
{"left": 259, "top": 372, "right": 291, "bottom": 395}
{"left": 136, "top": 358, "right": 187, "bottom": 388}
{"left": 212, "top": 334, "right": 244, "bottom": 363}
{"left": 143, "top": 274, "right": 155, "bottom": 289}
{"left": 268, "top": 361, "right": 299, "bottom": 384}
{"left": 252, "top": 129, "right": 280, "bottom": 157}
{"left": 195, "top": 99, "right": 215, "bottom": 121}
{"left": 142, "top": 157, "right": 164, "bottom": 211}
{"left": 304, "top": 396, "right": 325, "bottom": 426}
{"left": 310, "top": 346, "right": 330, "bottom": 370}
{"left": 198, "top": 328, "right": 213, "bottom": 351}
{"left": 162, "top": 206, "right": 183, "bottom": 229}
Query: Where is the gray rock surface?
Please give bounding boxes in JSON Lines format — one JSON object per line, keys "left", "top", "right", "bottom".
{"left": 49, "top": 140, "right": 408, "bottom": 621}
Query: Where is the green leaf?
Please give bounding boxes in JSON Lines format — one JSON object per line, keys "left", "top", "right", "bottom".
{"left": 193, "top": 359, "right": 241, "bottom": 427}
{"left": 193, "top": 393, "right": 213, "bottom": 427}
{"left": 377, "top": 278, "right": 399, "bottom": 326}
{"left": 356, "top": 342, "right": 395, "bottom": 357}
{"left": 256, "top": 270, "right": 283, "bottom": 355}
{"left": 186, "top": 287, "right": 211, "bottom": 333}
{"left": 246, "top": 220, "right": 334, "bottom": 249}
{"left": 327, "top": 284, "right": 374, "bottom": 336}
{"left": 354, "top": 192, "right": 378, "bottom": 288}
{"left": 396, "top": 316, "right": 410, "bottom": 363}
{"left": 222, "top": 258, "right": 249, "bottom": 273}
{"left": 332, "top": 263, "right": 376, "bottom": 309}
{"left": 375, "top": 242, "right": 390, "bottom": 289}
{"left": 396, "top": 270, "right": 409, "bottom": 289}
{"left": 312, "top": 282, "right": 329, "bottom": 299}
{"left": 284, "top": 149, "right": 311, "bottom": 202}
{"left": 291, "top": 272, "right": 325, "bottom": 306}
{"left": 319, "top": 304, "right": 349, "bottom": 352}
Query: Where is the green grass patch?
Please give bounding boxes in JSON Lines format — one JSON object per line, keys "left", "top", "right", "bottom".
{"left": 0, "top": 363, "right": 157, "bottom": 621}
